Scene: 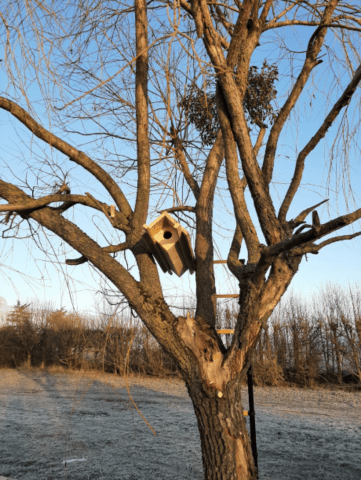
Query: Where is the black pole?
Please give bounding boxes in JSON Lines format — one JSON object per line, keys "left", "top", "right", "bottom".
{"left": 247, "top": 363, "right": 258, "bottom": 476}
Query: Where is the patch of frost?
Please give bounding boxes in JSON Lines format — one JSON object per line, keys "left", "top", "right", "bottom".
{"left": 62, "top": 458, "right": 87, "bottom": 465}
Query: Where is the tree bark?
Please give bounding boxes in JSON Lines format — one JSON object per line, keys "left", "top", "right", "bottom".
{"left": 186, "top": 376, "right": 257, "bottom": 480}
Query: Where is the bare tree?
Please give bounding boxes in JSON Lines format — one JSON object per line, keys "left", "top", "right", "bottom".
{"left": 1, "top": 0, "right": 361, "bottom": 478}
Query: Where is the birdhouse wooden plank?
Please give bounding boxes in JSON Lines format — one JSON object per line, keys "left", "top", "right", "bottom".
{"left": 143, "top": 212, "right": 195, "bottom": 277}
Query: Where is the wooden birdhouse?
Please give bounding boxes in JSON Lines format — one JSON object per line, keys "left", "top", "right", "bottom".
{"left": 143, "top": 212, "right": 195, "bottom": 277}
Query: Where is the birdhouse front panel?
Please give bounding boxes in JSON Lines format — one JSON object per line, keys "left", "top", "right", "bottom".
{"left": 159, "top": 235, "right": 187, "bottom": 277}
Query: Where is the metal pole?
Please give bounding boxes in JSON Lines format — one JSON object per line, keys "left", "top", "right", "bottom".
{"left": 247, "top": 363, "right": 258, "bottom": 476}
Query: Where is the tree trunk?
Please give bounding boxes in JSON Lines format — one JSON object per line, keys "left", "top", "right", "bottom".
{"left": 330, "top": 325, "right": 343, "bottom": 384}
{"left": 186, "top": 378, "right": 257, "bottom": 480}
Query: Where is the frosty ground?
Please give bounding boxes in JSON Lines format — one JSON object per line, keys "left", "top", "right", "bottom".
{"left": 0, "top": 370, "right": 360, "bottom": 480}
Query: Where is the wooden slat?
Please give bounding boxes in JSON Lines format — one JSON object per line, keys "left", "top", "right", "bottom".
{"left": 217, "top": 329, "right": 235, "bottom": 334}
{"left": 215, "top": 294, "right": 239, "bottom": 298}
{"left": 213, "top": 260, "right": 227, "bottom": 264}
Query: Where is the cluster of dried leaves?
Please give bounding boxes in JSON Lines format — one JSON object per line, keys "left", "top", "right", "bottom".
{"left": 180, "top": 61, "right": 278, "bottom": 146}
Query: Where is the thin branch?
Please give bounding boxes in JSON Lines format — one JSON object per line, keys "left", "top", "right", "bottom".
{"left": 65, "top": 256, "right": 88, "bottom": 266}
{"left": 264, "top": 21, "right": 361, "bottom": 32}
{"left": 318, "top": 232, "right": 361, "bottom": 248}
{"left": 158, "top": 206, "right": 196, "bottom": 214}
{"left": 66, "top": 241, "right": 131, "bottom": 265}
{"left": 254, "top": 126, "right": 266, "bottom": 157}
{"left": 170, "top": 126, "right": 200, "bottom": 200}
{"left": 290, "top": 232, "right": 361, "bottom": 256}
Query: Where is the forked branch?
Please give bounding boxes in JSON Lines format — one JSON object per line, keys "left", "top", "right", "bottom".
{"left": 261, "top": 207, "right": 361, "bottom": 258}
{"left": 289, "top": 199, "right": 329, "bottom": 228}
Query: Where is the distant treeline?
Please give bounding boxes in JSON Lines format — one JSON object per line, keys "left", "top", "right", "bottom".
{"left": 0, "top": 284, "right": 360, "bottom": 388}
{"left": 0, "top": 304, "right": 178, "bottom": 376}
{"left": 250, "top": 285, "right": 361, "bottom": 388}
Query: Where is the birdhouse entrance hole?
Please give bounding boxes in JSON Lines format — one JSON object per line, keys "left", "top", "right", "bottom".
{"left": 163, "top": 231, "right": 172, "bottom": 239}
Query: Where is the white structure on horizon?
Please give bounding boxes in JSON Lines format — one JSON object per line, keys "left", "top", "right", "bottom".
{"left": 0, "top": 297, "right": 9, "bottom": 323}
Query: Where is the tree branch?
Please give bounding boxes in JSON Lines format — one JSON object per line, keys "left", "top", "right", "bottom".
{"left": 279, "top": 64, "right": 361, "bottom": 223}
{"left": 197, "top": 0, "right": 284, "bottom": 245}
{"left": 224, "top": 0, "right": 254, "bottom": 69}
{"left": 0, "top": 97, "right": 133, "bottom": 219}
{"left": 66, "top": 241, "right": 132, "bottom": 265}
{"left": 289, "top": 198, "right": 329, "bottom": 228}
{"left": 170, "top": 126, "right": 200, "bottom": 200}
{"left": 227, "top": 224, "right": 244, "bottom": 277}
{"left": 133, "top": 0, "right": 151, "bottom": 229}
{"left": 264, "top": 21, "right": 361, "bottom": 32}
{"left": 65, "top": 256, "right": 88, "bottom": 266}
{"left": 262, "top": 0, "right": 339, "bottom": 185}
{"left": 253, "top": 126, "right": 266, "bottom": 157}
{"left": 290, "top": 232, "right": 361, "bottom": 256}
{"left": 261, "top": 207, "right": 361, "bottom": 258}
{"left": 195, "top": 131, "right": 224, "bottom": 328}
{"left": 0, "top": 178, "right": 194, "bottom": 372}
{"left": 158, "top": 206, "right": 196, "bottom": 214}
{"left": 0, "top": 192, "right": 131, "bottom": 233}
{"left": 0, "top": 194, "right": 84, "bottom": 212}
{"left": 217, "top": 87, "right": 260, "bottom": 263}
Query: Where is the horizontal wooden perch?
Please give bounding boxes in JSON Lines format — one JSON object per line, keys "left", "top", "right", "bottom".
{"left": 215, "top": 294, "right": 239, "bottom": 299}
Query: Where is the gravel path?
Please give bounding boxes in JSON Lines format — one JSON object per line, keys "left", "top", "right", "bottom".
{"left": 0, "top": 369, "right": 360, "bottom": 480}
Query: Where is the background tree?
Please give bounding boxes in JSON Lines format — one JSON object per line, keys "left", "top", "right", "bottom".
{"left": 1, "top": 0, "right": 361, "bottom": 479}
{"left": 5, "top": 302, "right": 39, "bottom": 366}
